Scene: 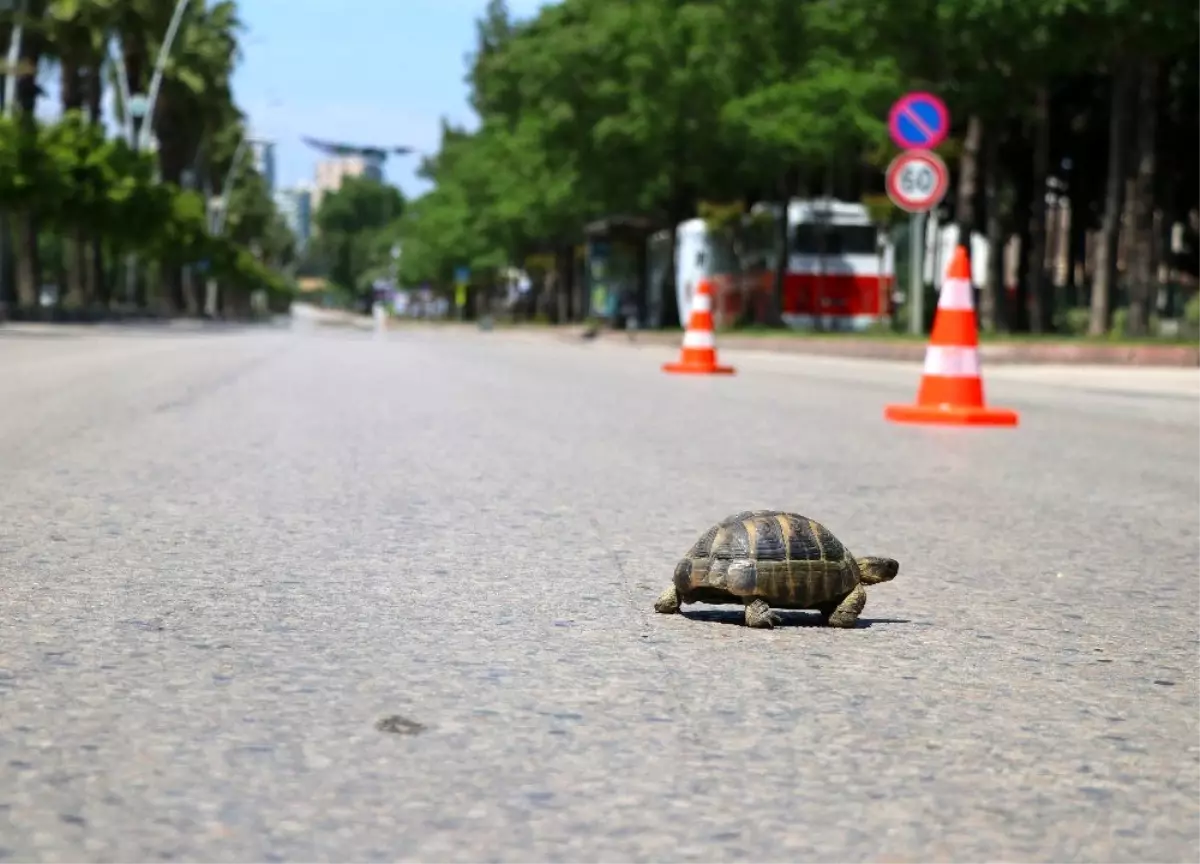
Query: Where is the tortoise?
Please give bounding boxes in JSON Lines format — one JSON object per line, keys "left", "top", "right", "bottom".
{"left": 653, "top": 509, "right": 899, "bottom": 628}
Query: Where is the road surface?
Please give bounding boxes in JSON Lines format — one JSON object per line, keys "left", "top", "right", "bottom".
{"left": 2, "top": 321, "right": 1197, "bottom": 863}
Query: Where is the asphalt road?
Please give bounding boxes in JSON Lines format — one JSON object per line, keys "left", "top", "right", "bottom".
{"left": 2, "top": 320, "right": 1197, "bottom": 863}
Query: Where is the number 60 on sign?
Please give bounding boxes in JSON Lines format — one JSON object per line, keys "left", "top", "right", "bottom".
{"left": 885, "top": 149, "right": 949, "bottom": 214}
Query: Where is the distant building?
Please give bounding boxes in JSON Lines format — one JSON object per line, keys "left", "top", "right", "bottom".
{"left": 311, "top": 154, "right": 385, "bottom": 212}
{"left": 273, "top": 185, "right": 313, "bottom": 251}
{"left": 251, "top": 140, "right": 277, "bottom": 193}
{"left": 315, "top": 154, "right": 384, "bottom": 188}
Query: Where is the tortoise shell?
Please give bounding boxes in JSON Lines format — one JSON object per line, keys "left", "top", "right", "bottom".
{"left": 673, "top": 509, "right": 860, "bottom": 609}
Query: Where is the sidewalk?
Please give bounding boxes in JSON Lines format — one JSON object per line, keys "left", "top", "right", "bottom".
{"left": 383, "top": 317, "right": 1200, "bottom": 368}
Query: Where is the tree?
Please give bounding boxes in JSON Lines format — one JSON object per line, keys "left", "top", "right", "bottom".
{"left": 399, "top": 0, "right": 1200, "bottom": 338}
{"left": 44, "top": 0, "right": 115, "bottom": 306}
{"left": 721, "top": 0, "right": 900, "bottom": 323}
{"left": 311, "top": 175, "right": 405, "bottom": 304}
{"left": 0, "top": 0, "right": 293, "bottom": 320}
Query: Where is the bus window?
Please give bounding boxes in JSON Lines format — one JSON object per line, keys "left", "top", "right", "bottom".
{"left": 793, "top": 224, "right": 879, "bottom": 256}
{"left": 793, "top": 224, "right": 822, "bottom": 254}
{"left": 825, "top": 225, "right": 879, "bottom": 256}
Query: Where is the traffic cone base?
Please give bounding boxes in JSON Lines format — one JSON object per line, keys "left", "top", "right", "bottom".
{"left": 662, "top": 359, "right": 736, "bottom": 375}
{"left": 885, "top": 245, "right": 1019, "bottom": 428}
{"left": 663, "top": 279, "right": 736, "bottom": 375}
{"left": 884, "top": 402, "right": 1019, "bottom": 427}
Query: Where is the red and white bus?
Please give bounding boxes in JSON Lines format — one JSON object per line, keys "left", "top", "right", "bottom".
{"left": 675, "top": 197, "right": 895, "bottom": 331}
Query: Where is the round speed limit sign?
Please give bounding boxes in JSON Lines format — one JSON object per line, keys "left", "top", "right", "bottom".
{"left": 885, "top": 149, "right": 949, "bottom": 213}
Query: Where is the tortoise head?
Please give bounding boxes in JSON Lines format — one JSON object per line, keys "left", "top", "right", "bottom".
{"left": 856, "top": 556, "right": 899, "bottom": 585}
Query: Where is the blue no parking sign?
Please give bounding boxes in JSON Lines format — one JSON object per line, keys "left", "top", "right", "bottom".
{"left": 888, "top": 92, "right": 950, "bottom": 150}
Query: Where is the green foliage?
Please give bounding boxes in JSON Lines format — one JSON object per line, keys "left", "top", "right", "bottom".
{"left": 0, "top": 0, "right": 292, "bottom": 315}
{"left": 1058, "top": 307, "right": 1092, "bottom": 336}
{"left": 385, "top": 0, "right": 1197, "bottom": 340}
{"left": 0, "top": 114, "right": 54, "bottom": 209}
{"left": 861, "top": 194, "right": 900, "bottom": 230}
{"left": 1184, "top": 293, "right": 1200, "bottom": 328}
{"left": 310, "top": 175, "right": 406, "bottom": 298}
{"left": 0, "top": 110, "right": 286, "bottom": 299}
{"left": 698, "top": 201, "right": 748, "bottom": 236}
{"left": 394, "top": 0, "right": 913, "bottom": 292}
{"left": 0, "top": 110, "right": 169, "bottom": 248}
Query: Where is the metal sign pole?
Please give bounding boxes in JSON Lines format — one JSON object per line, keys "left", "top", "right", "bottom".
{"left": 909, "top": 211, "right": 925, "bottom": 335}
{"left": 886, "top": 90, "right": 950, "bottom": 339}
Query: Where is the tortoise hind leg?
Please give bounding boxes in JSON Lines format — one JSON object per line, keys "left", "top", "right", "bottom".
{"left": 653, "top": 585, "right": 681, "bottom": 614}
{"left": 745, "top": 598, "right": 781, "bottom": 629}
{"left": 817, "top": 583, "right": 867, "bottom": 628}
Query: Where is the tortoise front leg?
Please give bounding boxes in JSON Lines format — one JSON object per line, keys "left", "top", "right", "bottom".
{"left": 653, "top": 584, "right": 681, "bottom": 614}
{"left": 744, "top": 598, "right": 780, "bottom": 629}
{"left": 818, "top": 583, "right": 867, "bottom": 628}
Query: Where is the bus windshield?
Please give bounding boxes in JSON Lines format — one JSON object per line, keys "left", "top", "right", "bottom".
{"left": 792, "top": 223, "right": 879, "bottom": 256}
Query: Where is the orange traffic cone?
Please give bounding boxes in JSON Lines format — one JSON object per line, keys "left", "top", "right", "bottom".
{"left": 885, "top": 246, "right": 1019, "bottom": 427}
{"left": 663, "top": 278, "right": 735, "bottom": 375}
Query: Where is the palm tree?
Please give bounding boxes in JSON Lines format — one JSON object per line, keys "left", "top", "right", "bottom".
{"left": 195, "top": 100, "right": 248, "bottom": 314}
{"left": 0, "top": 13, "right": 17, "bottom": 310}
{"left": 45, "top": 0, "right": 116, "bottom": 307}
{"left": 111, "top": 0, "right": 152, "bottom": 144}
{"left": 2, "top": 0, "right": 281, "bottom": 319}
{"left": 107, "top": 0, "right": 184, "bottom": 311}
{"left": 98, "top": 0, "right": 243, "bottom": 313}
{"left": 152, "top": 0, "right": 242, "bottom": 313}
{"left": 8, "top": 0, "right": 47, "bottom": 310}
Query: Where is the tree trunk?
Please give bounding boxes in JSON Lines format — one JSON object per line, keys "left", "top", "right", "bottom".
{"left": 60, "top": 58, "right": 88, "bottom": 308}
{"left": 121, "top": 30, "right": 149, "bottom": 311}
{"left": 0, "top": 21, "right": 12, "bottom": 313}
{"left": 1026, "top": 87, "right": 1051, "bottom": 332}
{"left": 1088, "top": 64, "right": 1133, "bottom": 336}
{"left": 1156, "top": 72, "right": 1182, "bottom": 318}
{"left": 553, "top": 245, "right": 569, "bottom": 323}
{"left": 1125, "top": 58, "right": 1159, "bottom": 336}
{"left": 12, "top": 4, "right": 44, "bottom": 309}
{"left": 155, "top": 94, "right": 195, "bottom": 316}
{"left": 13, "top": 212, "right": 38, "bottom": 309}
{"left": 1010, "top": 178, "right": 1033, "bottom": 333}
{"left": 955, "top": 114, "right": 983, "bottom": 264}
{"left": 570, "top": 245, "right": 584, "bottom": 322}
{"left": 86, "top": 58, "right": 106, "bottom": 307}
{"left": 1065, "top": 191, "right": 1087, "bottom": 309}
{"left": 122, "top": 34, "right": 148, "bottom": 144}
{"left": 981, "top": 132, "right": 1006, "bottom": 331}
{"left": 1045, "top": 195, "right": 1063, "bottom": 329}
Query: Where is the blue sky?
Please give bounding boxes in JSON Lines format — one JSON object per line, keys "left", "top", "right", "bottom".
{"left": 230, "top": 0, "right": 551, "bottom": 198}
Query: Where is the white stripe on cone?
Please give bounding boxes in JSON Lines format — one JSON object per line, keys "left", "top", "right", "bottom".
{"left": 682, "top": 329, "right": 715, "bottom": 349}
{"left": 691, "top": 293, "right": 712, "bottom": 312}
{"left": 939, "top": 277, "right": 974, "bottom": 311}
{"left": 923, "top": 345, "right": 981, "bottom": 378}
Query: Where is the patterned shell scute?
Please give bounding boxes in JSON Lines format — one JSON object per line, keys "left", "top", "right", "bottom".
{"left": 688, "top": 510, "right": 848, "bottom": 564}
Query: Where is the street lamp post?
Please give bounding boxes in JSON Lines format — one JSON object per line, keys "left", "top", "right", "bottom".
{"left": 118, "top": 0, "right": 192, "bottom": 309}
{"left": 203, "top": 131, "right": 259, "bottom": 317}
{"left": 211, "top": 134, "right": 252, "bottom": 236}
{"left": 137, "top": 0, "right": 191, "bottom": 153}
{"left": 2, "top": 0, "right": 26, "bottom": 112}
{"left": 108, "top": 40, "right": 135, "bottom": 145}
{"left": 123, "top": 95, "right": 149, "bottom": 306}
